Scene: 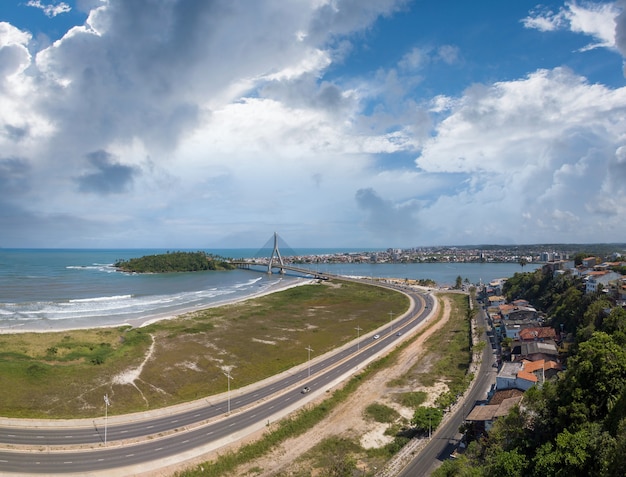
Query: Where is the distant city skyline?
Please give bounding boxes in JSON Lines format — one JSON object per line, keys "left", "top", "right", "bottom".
{"left": 2, "top": 1, "right": 626, "bottom": 248}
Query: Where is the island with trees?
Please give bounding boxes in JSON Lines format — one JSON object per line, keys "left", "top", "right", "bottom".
{"left": 114, "top": 251, "right": 235, "bottom": 273}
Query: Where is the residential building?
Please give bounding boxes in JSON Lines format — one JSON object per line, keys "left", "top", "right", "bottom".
{"left": 496, "top": 359, "right": 560, "bottom": 391}
{"left": 510, "top": 340, "right": 559, "bottom": 362}
{"left": 585, "top": 271, "right": 622, "bottom": 294}
{"left": 519, "top": 326, "right": 557, "bottom": 342}
{"left": 465, "top": 394, "right": 523, "bottom": 433}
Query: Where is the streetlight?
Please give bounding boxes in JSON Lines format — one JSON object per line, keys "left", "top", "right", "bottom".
{"left": 355, "top": 325, "right": 362, "bottom": 351}
{"left": 103, "top": 394, "right": 110, "bottom": 446}
{"left": 388, "top": 310, "right": 393, "bottom": 332}
{"left": 223, "top": 370, "right": 233, "bottom": 414}
{"left": 429, "top": 414, "right": 432, "bottom": 440}
{"left": 305, "top": 345, "right": 314, "bottom": 377}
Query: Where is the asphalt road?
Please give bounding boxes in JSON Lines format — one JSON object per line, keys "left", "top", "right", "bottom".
{"left": 397, "top": 299, "right": 496, "bottom": 477}
{"left": 0, "top": 285, "right": 434, "bottom": 475}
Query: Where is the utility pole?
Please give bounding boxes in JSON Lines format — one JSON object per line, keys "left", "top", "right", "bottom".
{"left": 104, "top": 394, "right": 110, "bottom": 446}
{"left": 223, "top": 370, "right": 233, "bottom": 414}
{"left": 429, "top": 414, "right": 432, "bottom": 440}
{"left": 305, "top": 345, "right": 314, "bottom": 377}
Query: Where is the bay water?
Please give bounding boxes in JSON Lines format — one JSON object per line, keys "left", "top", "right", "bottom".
{"left": 0, "top": 249, "right": 539, "bottom": 332}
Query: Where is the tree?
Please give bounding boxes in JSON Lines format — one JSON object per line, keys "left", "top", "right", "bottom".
{"left": 573, "top": 252, "right": 589, "bottom": 267}
{"left": 485, "top": 449, "right": 526, "bottom": 477}
{"left": 455, "top": 275, "right": 463, "bottom": 289}
{"left": 531, "top": 424, "right": 614, "bottom": 477}
{"left": 560, "top": 332, "right": 626, "bottom": 424}
{"left": 412, "top": 406, "right": 443, "bottom": 435}
{"left": 433, "top": 454, "right": 482, "bottom": 477}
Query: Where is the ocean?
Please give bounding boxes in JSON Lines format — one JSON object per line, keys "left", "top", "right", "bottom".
{"left": 0, "top": 249, "right": 539, "bottom": 332}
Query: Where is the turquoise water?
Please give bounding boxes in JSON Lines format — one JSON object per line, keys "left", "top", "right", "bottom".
{"left": 0, "top": 249, "right": 538, "bottom": 331}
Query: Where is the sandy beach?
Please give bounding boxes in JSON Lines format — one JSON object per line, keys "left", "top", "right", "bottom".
{"left": 0, "top": 277, "right": 317, "bottom": 334}
{"left": 126, "top": 277, "right": 318, "bottom": 329}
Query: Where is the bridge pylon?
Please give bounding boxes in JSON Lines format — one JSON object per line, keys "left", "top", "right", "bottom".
{"left": 267, "top": 232, "right": 285, "bottom": 274}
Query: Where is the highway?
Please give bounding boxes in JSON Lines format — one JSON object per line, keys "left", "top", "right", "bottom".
{"left": 0, "top": 284, "right": 434, "bottom": 475}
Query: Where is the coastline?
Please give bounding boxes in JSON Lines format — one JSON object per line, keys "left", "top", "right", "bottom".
{"left": 0, "top": 277, "right": 318, "bottom": 335}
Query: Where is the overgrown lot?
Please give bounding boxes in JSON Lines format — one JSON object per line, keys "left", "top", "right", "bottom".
{"left": 0, "top": 279, "right": 408, "bottom": 419}
{"left": 397, "top": 293, "right": 473, "bottom": 408}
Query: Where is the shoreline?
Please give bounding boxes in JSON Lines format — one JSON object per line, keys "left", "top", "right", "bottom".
{"left": 0, "top": 277, "right": 318, "bottom": 335}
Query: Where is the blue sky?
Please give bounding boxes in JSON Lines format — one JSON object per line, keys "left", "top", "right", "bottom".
{"left": 1, "top": 0, "right": 626, "bottom": 248}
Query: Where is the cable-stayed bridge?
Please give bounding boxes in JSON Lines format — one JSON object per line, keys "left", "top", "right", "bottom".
{"left": 230, "top": 232, "right": 329, "bottom": 279}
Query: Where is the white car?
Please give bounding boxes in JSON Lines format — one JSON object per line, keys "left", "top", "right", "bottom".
{"left": 373, "top": 334, "right": 380, "bottom": 339}
{"left": 301, "top": 386, "right": 311, "bottom": 393}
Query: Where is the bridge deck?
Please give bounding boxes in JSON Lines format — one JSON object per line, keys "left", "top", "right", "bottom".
{"left": 230, "top": 260, "right": 329, "bottom": 279}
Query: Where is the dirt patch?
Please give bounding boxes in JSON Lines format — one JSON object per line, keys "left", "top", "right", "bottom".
{"left": 112, "top": 334, "right": 156, "bottom": 385}
{"left": 252, "top": 338, "right": 278, "bottom": 345}
{"left": 230, "top": 295, "right": 454, "bottom": 477}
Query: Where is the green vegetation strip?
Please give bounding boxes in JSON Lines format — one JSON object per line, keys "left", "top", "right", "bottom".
{"left": 365, "top": 402, "right": 402, "bottom": 424}
{"left": 407, "top": 293, "right": 474, "bottom": 409}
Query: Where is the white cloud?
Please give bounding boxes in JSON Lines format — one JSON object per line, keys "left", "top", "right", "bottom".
{"left": 523, "top": 1, "right": 620, "bottom": 51}
{"left": 522, "top": 10, "right": 564, "bottom": 32}
{"left": 0, "top": 0, "right": 421, "bottom": 247}
{"left": 615, "top": 0, "right": 626, "bottom": 74}
{"left": 2, "top": 0, "right": 626, "bottom": 248}
{"left": 0, "top": 22, "right": 32, "bottom": 77}
{"left": 415, "top": 67, "right": 626, "bottom": 243}
{"left": 26, "top": 1, "right": 72, "bottom": 18}
{"left": 398, "top": 44, "right": 460, "bottom": 71}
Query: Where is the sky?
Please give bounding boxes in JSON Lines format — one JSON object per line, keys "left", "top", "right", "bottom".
{"left": 1, "top": 0, "right": 626, "bottom": 249}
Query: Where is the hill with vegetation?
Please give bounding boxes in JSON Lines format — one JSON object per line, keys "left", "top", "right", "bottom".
{"left": 435, "top": 267, "right": 626, "bottom": 477}
{"left": 114, "top": 251, "right": 235, "bottom": 273}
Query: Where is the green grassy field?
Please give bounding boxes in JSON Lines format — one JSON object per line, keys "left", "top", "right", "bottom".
{"left": 0, "top": 279, "right": 408, "bottom": 419}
